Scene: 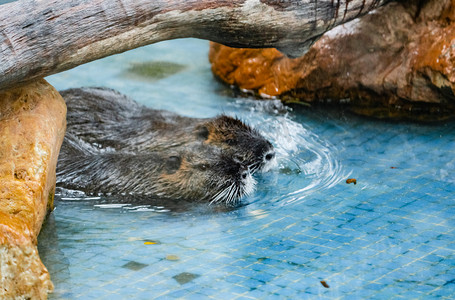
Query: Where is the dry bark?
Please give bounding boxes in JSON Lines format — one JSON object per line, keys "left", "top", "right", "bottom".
{"left": 0, "top": 0, "right": 387, "bottom": 90}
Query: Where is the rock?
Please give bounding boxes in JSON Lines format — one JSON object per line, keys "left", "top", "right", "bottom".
{"left": 209, "top": 0, "right": 455, "bottom": 121}
{"left": 0, "top": 79, "right": 66, "bottom": 299}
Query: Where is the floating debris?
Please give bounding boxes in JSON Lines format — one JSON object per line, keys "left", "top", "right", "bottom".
{"left": 320, "top": 280, "right": 330, "bottom": 288}
{"left": 346, "top": 178, "right": 357, "bottom": 185}
{"left": 143, "top": 239, "right": 161, "bottom": 245}
{"left": 166, "top": 255, "right": 180, "bottom": 261}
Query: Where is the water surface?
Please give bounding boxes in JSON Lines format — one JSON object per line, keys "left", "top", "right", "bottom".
{"left": 40, "top": 39, "right": 455, "bottom": 299}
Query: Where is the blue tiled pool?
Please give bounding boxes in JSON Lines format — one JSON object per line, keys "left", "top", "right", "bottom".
{"left": 39, "top": 39, "right": 455, "bottom": 299}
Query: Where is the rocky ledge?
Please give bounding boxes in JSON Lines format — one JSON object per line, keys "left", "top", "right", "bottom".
{"left": 0, "top": 79, "right": 66, "bottom": 299}
{"left": 209, "top": 0, "right": 455, "bottom": 121}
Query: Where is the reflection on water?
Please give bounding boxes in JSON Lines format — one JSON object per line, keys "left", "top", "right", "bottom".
{"left": 55, "top": 187, "right": 240, "bottom": 215}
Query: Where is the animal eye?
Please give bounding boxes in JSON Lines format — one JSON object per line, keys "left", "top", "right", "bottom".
{"left": 226, "top": 139, "right": 237, "bottom": 146}
{"left": 196, "top": 126, "right": 210, "bottom": 140}
{"left": 198, "top": 164, "right": 209, "bottom": 170}
{"left": 165, "top": 156, "right": 181, "bottom": 174}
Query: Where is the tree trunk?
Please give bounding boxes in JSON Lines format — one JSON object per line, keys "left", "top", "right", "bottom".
{"left": 0, "top": 0, "right": 387, "bottom": 91}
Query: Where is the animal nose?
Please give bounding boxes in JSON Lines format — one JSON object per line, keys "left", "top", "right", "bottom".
{"left": 255, "top": 141, "right": 274, "bottom": 159}
{"left": 264, "top": 151, "right": 275, "bottom": 161}
{"left": 238, "top": 164, "right": 251, "bottom": 181}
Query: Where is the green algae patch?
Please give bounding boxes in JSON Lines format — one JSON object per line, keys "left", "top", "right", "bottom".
{"left": 172, "top": 272, "right": 200, "bottom": 285}
{"left": 124, "top": 61, "right": 186, "bottom": 81}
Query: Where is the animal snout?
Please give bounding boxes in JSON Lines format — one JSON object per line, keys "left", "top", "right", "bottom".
{"left": 260, "top": 148, "right": 277, "bottom": 173}
{"left": 241, "top": 169, "right": 249, "bottom": 180}
{"left": 264, "top": 150, "right": 275, "bottom": 161}
{"left": 254, "top": 140, "right": 274, "bottom": 159}
{"left": 237, "top": 163, "right": 253, "bottom": 182}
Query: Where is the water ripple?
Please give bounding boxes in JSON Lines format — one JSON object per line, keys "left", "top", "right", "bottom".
{"left": 228, "top": 99, "right": 350, "bottom": 207}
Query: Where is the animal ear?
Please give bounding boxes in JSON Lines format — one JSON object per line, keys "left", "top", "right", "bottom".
{"left": 195, "top": 125, "right": 210, "bottom": 140}
{"left": 165, "top": 156, "right": 181, "bottom": 174}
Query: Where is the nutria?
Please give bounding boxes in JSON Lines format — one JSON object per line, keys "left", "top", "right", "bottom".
{"left": 59, "top": 87, "right": 276, "bottom": 174}
{"left": 57, "top": 142, "right": 255, "bottom": 205}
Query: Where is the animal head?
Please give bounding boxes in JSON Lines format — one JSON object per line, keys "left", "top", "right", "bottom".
{"left": 195, "top": 115, "right": 276, "bottom": 173}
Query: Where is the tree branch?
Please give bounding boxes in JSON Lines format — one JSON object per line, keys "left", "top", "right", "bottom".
{"left": 0, "top": 0, "right": 387, "bottom": 90}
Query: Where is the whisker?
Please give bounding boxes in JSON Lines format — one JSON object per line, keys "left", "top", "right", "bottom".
{"left": 210, "top": 182, "right": 234, "bottom": 205}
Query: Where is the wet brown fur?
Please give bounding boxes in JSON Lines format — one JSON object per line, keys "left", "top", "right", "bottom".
{"left": 57, "top": 87, "right": 274, "bottom": 203}
{"left": 60, "top": 87, "right": 275, "bottom": 173}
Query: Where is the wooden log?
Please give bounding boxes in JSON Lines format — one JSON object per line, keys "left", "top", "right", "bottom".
{"left": 0, "top": 0, "right": 387, "bottom": 91}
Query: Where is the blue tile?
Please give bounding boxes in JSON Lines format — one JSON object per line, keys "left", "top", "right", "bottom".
{"left": 181, "top": 293, "right": 210, "bottom": 300}
{"left": 244, "top": 288, "right": 268, "bottom": 298}
{"left": 39, "top": 53, "right": 455, "bottom": 300}
{"left": 229, "top": 284, "right": 251, "bottom": 294}
{"left": 364, "top": 283, "right": 385, "bottom": 291}
{"left": 231, "top": 259, "right": 252, "bottom": 267}
{"left": 430, "top": 286, "right": 455, "bottom": 297}
{"left": 397, "top": 290, "right": 425, "bottom": 298}
{"left": 345, "top": 288, "right": 376, "bottom": 298}
{"left": 243, "top": 278, "right": 264, "bottom": 289}
{"left": 224, "top": 274, "right": 245, "bottom": 284}
{"left": 254, "top": 272, "right": 276, "bottom": 283}
{"left": 236, "top": 268, "right": 259, "bottom": 278}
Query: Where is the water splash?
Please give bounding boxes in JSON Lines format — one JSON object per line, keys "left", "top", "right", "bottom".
{"left": 228, "top": 99, "right": 350, "bottom": 206}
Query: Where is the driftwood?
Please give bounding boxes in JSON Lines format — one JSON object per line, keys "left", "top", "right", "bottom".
{"left": 0, "top": 0, "right": 387, "bottom": 91}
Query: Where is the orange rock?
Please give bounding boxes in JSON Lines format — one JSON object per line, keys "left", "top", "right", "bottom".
{"left": 0, "top": 79, "right": 66, "bottom": 299}
{"left": 209, "top": 0, "right": 455, "bottom": 121}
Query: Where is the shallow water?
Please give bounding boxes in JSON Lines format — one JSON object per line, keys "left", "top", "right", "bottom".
{"left": 39, "top": 39, "right": 455, "bottom": 299}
